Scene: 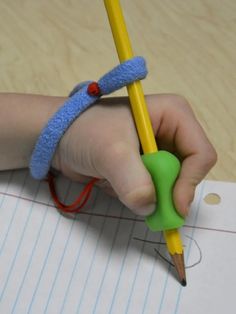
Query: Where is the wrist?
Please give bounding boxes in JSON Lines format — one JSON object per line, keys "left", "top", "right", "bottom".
{"left": 0, "top": 93, "right": 66, "bottom": 170}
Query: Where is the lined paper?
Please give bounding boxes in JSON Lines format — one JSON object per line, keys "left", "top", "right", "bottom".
{"left": 0, "top": 170, "right": 235, "bottom": 314}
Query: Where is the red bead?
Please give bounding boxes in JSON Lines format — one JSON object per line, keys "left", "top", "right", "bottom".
{"left": 87, "top": 82, "right": 101, "bottom": 97}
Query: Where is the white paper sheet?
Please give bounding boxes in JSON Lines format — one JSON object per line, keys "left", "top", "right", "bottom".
{"left": 0, "top": 170, "right": 235, "bottom": 314}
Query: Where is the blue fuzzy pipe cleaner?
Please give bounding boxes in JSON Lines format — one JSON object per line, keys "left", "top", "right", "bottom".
{"left": 30, "top": 56, "right": 148, "bottom": 180}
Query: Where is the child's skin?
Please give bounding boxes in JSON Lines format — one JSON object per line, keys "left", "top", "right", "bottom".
{"left": 0, "top": 93, "right": 217, "bottom": 216}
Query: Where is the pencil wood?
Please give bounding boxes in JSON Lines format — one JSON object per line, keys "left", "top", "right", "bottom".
{"left": 171, "top": 253, "right": 187, "bottom": 286}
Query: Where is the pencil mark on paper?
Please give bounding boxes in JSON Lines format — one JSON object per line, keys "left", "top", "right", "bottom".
{"left": 133, "top": 235, "right": 202, "bottom": 269}
{"left": 1, "top": 190, "right": 236, "bottom": 234}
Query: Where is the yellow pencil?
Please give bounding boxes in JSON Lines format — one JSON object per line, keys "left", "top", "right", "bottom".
{"left": 104, "top": 0, "right": 186, "bottom": 285}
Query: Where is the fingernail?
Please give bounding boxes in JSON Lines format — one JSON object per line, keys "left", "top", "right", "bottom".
{"left": 135, "top": 203, "right": 156, "bottom": 216}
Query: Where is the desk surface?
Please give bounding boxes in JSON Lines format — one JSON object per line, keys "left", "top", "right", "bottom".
{"left": 0, "top": 0, "right": 235, "bottom": 181}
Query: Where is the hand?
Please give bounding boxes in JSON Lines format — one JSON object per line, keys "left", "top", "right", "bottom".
{"left": 53, "top": 94, "right": 217, "bottom": 216}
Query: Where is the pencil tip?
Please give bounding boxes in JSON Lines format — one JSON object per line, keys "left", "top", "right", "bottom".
{"left": 170, "top": 253, "right": 187, "bottom": 287}
{"left": 181, "top": 279, "right": 187, "bottom": 287}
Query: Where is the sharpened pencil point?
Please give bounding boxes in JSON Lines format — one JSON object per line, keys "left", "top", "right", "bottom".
{"left": 181, "top": 279, "right": 187, "bottom": 287}
{"left": 171, "top": 253, "right": 186, "bottom": 286}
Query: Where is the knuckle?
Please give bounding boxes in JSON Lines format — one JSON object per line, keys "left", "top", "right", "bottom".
{"left": 165, "top": 94, "right": 194, "bottom": 116}
{"left": 173, "top": 95, "right": 193, "bottom": 113}
{"left": 204, "top": 146, "right": 217, "bottom": 169}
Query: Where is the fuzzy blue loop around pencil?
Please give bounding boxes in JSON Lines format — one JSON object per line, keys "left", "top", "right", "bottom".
{"left": 30, "top": 56, "right": 148, "bottom": 180}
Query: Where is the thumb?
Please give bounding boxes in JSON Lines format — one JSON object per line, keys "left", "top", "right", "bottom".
{"left": 97, "top": 142, "right": 156, "bottom": 216}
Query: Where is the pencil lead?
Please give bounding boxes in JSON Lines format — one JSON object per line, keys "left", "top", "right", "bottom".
{"left": 181, "top": 279, "right": 187, "bottom": 287}
{"left": 171, "top": 253, "right": 186, "bottom": 286}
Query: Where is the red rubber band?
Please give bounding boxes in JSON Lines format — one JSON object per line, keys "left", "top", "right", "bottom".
{"left": 46, "top": 171, "right": 99, "bottom": 213}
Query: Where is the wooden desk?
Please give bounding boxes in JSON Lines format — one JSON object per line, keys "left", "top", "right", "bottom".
{"left": 0, "top": 0, "right": 235, "bottom": 181}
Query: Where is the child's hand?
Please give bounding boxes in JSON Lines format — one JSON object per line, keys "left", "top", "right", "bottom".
{"left": 53, "top": 94, "right": 217, "bottom": 217}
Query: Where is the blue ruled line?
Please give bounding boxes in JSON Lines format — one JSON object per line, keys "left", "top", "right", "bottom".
{"left": 44, "top": 217, "right": 76, "bottom": 313}
{"left": 157, "top": 182, "right": 206, "bottom": 314}
{"left": 0, "top": 171, "right": 13, "bottom": 247}
{"left": 0, "top": 174, "right": 36, "bottom": 302}
{"left": 0, "top": 171, "right": 27, "bottom": 259}
{"left": 92, "top": 204, "right": 124, "bottom": 314}
{"left": 173, "top": 182, "right": 205, "bottom": 314}
{"left": 125, "top": 227, "right": 149, "bottom": 314}
{"left": 141, "top": 232, "right": 162, "bottom": 314}
{"left": 11, "top": 192, "right": 52, "bottom": 313}
{"left": 75, "top": 197, "right": 113, "bottom": 313}
{"left": 108, "top": 215, "right": 138, "bottom": 314}
{"left": 59, "top": 189, "right": 99, "bottom": 314}
{"left": 27, "top": 214, "right": 62, "bottom": 313}
{"left": 26, "top": 181, "right": 72, "bottom": 313}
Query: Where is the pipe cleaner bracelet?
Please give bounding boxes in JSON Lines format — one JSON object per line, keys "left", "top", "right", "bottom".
{"left": 30, "top": 56, "right": 147, "bottom": 180}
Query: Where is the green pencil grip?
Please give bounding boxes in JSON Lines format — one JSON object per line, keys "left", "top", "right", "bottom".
{"left": 142, "top": 151, "right": 184, "bottom": 231}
